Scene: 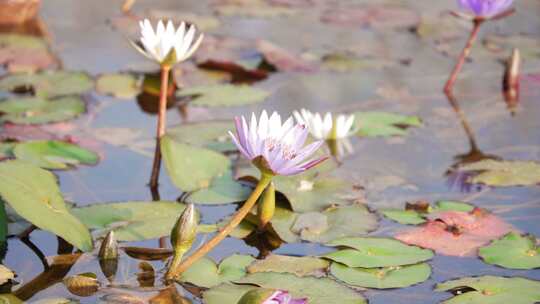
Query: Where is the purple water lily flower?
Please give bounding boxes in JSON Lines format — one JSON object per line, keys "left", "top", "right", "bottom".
{"left": 263, "top": 290, "right": 308, "bottom": 304}
{"left": 229, "top": 111, "right": 327, "bottom": 176}
{"left": 457, "top": 0, "right": 514, "bottom": 18}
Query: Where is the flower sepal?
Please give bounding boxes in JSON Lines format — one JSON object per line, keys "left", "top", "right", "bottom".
{"left": 252, "top": 156, "right": 277, "bottom": 177}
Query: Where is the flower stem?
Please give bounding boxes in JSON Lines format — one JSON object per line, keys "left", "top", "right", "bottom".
{"left": 165, "top": 250, "right": 185, "bottom": 281}
{"left": 443, "top": 19, "right": 484, "bottom": 95}
{"left": 167, "top": 174, "right": 273, "bottom": 279}
{"left": 149, "top": 65, "right": 171, "bottom": 189}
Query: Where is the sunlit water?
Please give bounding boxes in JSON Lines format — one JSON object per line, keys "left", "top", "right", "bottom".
{"left": 2, "top": 0, "right": 540, "bottom": 303}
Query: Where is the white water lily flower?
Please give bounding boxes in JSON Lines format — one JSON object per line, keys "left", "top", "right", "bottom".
{"left": 293, "top": 109, "right": 355, "bottom": 140}
{"left": 132, "top": 19, "right": 204, "bottom": 66}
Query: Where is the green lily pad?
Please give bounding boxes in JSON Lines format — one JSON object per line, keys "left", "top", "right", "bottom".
{"left": 72, "top": 201, "right": 193, "bottom": 242}
{"left": 323, "top": 237, "right": 433, "bottom": 268}
{"left": 0, "top": 160, "right": 92, "bottom": 251}
{"left": 0, "top": 294, "right": 24, "bottom": 304}
{"left": 247, "top": 254, "right": 329, "bottom": 277}
{"left": 436, "top": 276, "right": 540, "bottom": 304}
{"left": 185, "top": 171, "right": 251, "bottom": 205}
{"left": 96, "top": 73, "right": 140, "bottom": 99}
{"left": 459, "top": 160, "right": 540, "bottom": 187}
{"left": 479, "top": 232, "right": 540, "bottom": 270}
{"left": 381, "top": 200, "right": 475, "bottom": 225}
{"left": 231, "top": 272, "right": 366, "bottom": 304}
{"left": 270, "top": 204, "right": 378, "bottom": 244}
{"left": 0, "top": 71, "right": 93, "bottom": 98}
{"left": 178, "top": 254, "right": 255, "bottom": 288}
{"left": 0, "top": 264, "right": 14, "bottom": 285}
{"left": 166, "top": 120, "right": 235, "bottom": 152}
{"left": 330, "top": 262, "right": 431, "bottom": 289}
{"left": 272, "top": 172, "right": 359, "bottom": 213}
{"left": 354, "top": 111, "right": 422, "bottom": 137}
{"left": 0, "top": 142, "right": 15, "bottom": 159}
{"left": 13, "top": 140, "right": 98, "bottom": 170}
{"left": 380, "top": 210, "right": 425, "bottom": 225}
{"left": 177, "top": 84, "right": 270, "bottom": 107}
{"left": 161, "top": 135, "right": 230, "bottom": 192}
{"left": 0, "top": 96, "right": 86, "bottom": 124}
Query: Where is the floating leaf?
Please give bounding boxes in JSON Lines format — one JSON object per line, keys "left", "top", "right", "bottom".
{"left": 63, "top": 272, "right": 99, "bottom": 297}
{"left": 185, "top": 171, "right": 251, "bottom": 205}
{"left": 381, "top": 200, "right": 474, "bottom": 225}
{"left": 321, "top": 53, "right": 394, "bottom": 72}
{"left": 96, "top": 73, "right": 140, "bottom": 99}
{"left": 0, "top": 34, "right": 56, "bottom": 72}
{"left": 256, "top": 40, "right": 318, "bottom": 73}
{"left": 321, "top": 5, "right": 419, "bottom": 29}
{"left": 0, "top": 96, "right": 86, "bottom": 124}
{"left": 396, "top": 209, "right": 514, "bottom": 256}
{"left": 161, "top": 135, "right": 230, "bottom": 192}
{"left": 479, "top": 232, "right": 540, "bottom": 270}
{"left": 13, "top": 140, "right": 98, "bottom": 170}
{"left": 272, "top": 171, "right": 359, "bottom": 213}
{"left": 122, "top": 246, "right": 173, "bottom": 261}
{"left": 354, "top": 111, "right": 422, "bottom": 137}
{"left": 0, "top": 264, "right": 14, "bottom": 285}
{"left": 330, "top": 262, "right": 431, "bottom": 289}
{"left": 0, "top": 142, "right": 15, "bottom": 159}
{"left": 166, "top": 121, "right": 235, "bottom": 152}
{"left": 247, "top": 254, "right": 329, "bottom": 277}
{"left": 72, "top": 201, "right": 190, "bottom": 242}
{"left": 436, "top": 276, "right": 540, "bottom": 304}
{"left": 459, "top": 160, "right": 540, "bottom": 187}
{"left": 380, "top": 210, "right": 425, "bottom": 225}
{"left": 233, "top": 272, "right": 366, "bottom": 304}
{"left": 269, "top": 204, "right": 378, "bottom": 244}
{"left": 177, "top": 84, "right": 270, "bottom": 107}
{"left": 0, "top": 161, "right": 92, "bottom": 251}
{"left": 0, "top": 294, "right": 23, "bottom": 304}
{"left": 0, "top": 71, "right": 93, "bottom": 98}
{"left": 323, "top": 237, "right": 433, "bottom": 268}
{"left": 178, "top": 254, "right": 255, "bottom": 288}
{"left": 213, "top": 0, "right": 297, "bottom": 17}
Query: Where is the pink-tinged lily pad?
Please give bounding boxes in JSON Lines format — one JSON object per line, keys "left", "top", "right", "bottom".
{"left": 256, "top": 40, "right": 318, "bottom": 73}
{"left": 395, "top": 209, "right": 515, "bottom": 257}
{"left": 321, "top": 5, "right": 420, "bottom": 29}
{"left": 0, "top": 34, "right": 57, "bottom": 73}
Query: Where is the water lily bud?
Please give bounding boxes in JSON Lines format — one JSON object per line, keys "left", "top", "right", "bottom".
{"left": 98, "top": 230, "right": 118, "bottom": 260}
{"left": 170, "top": 204, "right": 198, "bottom": 254}
{"left": 238, "top": 289, "right": 307, "bottom": 304}
{"left": 258, "top": 182, "right": 275, "bottom": 230}
{"left": 503, "top": 48, "right": 520, "bottom": 113}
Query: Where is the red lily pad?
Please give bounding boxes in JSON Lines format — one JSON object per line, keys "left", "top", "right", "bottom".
{"left": 0, "top": 34, "right": 57, "bottom": 72}
{"left": 395, "top": 208, "right": 515, "bottom": 257}
{"left": 321, "top": 5, "right": 420, "bottom": 29}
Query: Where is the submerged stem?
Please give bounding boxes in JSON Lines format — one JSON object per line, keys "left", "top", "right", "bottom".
{"left": 167, "top": 174, "right": 273, "bottom": 279}
{"left": 443, "top": 19, "right": 484, "bottom": 95}
{"left": 149, "top": 65, "right": 171, "bottom": 188}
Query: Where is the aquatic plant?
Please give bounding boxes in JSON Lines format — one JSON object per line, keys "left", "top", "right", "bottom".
{"left": 131, "top": 19, "right": 204, "bottom": 187}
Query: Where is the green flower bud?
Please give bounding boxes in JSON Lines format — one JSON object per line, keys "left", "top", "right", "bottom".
{"left": 170, "top": 204, "right": 199, "bottom": 254}
{"left": 98, "top": 230, "right": 118, "bottom": 260}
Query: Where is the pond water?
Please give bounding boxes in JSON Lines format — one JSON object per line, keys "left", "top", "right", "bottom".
{"left": 1, "top": 0, "right": 540, "bottom": 303}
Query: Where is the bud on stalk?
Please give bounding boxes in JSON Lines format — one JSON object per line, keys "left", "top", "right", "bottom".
{"left": 166, "top": 204, "right": 198, "bottom": 280}
{"left": 503, "top": 48, "right": 520, "bottom": 114}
